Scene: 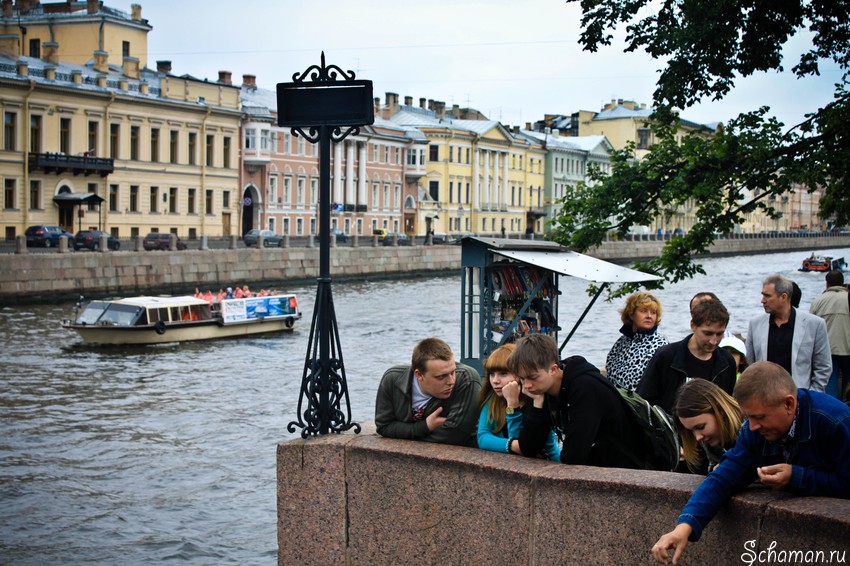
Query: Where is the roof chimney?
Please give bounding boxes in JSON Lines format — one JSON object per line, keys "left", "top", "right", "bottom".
{"left": 404, "top": 95, "right": 412, "bottom": 106}
{"left": 242, "top": 74, "right": 256, "bottom": 89}
{"left": 434, "top": 101, "right": 446, "bottom": 121}
{"left": 2, "top": 1, "right": 13, "bottom": 18}
{"left": 156, "top": 60, "right": 172, "bottom": 74}
{"left": 16, "top": 59, "right": 28, "bottom": 76}
{"left": 139, "top": 81, "right": 149, "bottom": 94}
{"left": 419, "top": 97, "right": 426, "bottom": 109}
{"left": 385, "top": 92, "right": 399, "bottom": 112}
{"left": 525, "top": 122, "right": 532, "bottom": 131}
{"left": 44, "top": 64, "right": 55, "bottom": 81}
{"left": 0, "top": 34, "right": 20, "bottom": 58}
{"left": 42, "top": 41, "right": 59, "bottom": 64}
{"left": 71, "top": 69, "right": 83, "bottom": 84}
{"left": 218, "top": 70, "right": 232, "bottom": 85}
{"left": 86, "top": 0, "right": 98, "bottom": 15}
{"left": 17, "top": 0, "right": 31, "bottom": 14}
{"left": 93, "top": 50, "right": 108, "bottom": 73}
{"left": 130, "top": 3, "right": 142, "bottom": 21}
{"left": 96, "top": 73, "right": 107, "bottom": 88}
{"left": 122, "top": 56, "right": 139, "bottom": 80}
{"left": 552, "top": 129, "right": 560, "bottom": 138}
{"left": 452, "top": 104, "right": 460, "bottom": 118}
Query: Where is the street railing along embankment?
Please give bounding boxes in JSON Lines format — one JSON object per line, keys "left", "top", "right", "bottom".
{"left": 1, "top": 233, "right": 848, "bottom": 305}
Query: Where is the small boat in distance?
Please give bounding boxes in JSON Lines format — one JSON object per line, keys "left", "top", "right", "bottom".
{"left": 799, "top": 254, "right": 847, "bottom": 273}
{"left": 62, "top": 294, "right": 302, "bottom": 345}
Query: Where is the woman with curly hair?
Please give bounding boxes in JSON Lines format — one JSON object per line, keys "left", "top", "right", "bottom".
{"left": 674, "top": 378, "right": 744, "bottom": 474}
{"left": 476, "top": 343, "right": 559, "bottom": 460}
{"left": 605, "top": 291, "right": 668, "bottom": 391}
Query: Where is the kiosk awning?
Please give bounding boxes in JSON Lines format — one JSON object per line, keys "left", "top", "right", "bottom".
{"left": 491, "top": 248, "right": 661, "bottom": 284}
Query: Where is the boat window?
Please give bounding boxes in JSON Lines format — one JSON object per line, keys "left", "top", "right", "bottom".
{"left": 148, "top": 308, "right": 169, "bottom": 323}
{"left": 74, "top": 301, "right": 110, "bottom": 325}
{"left": 169, "top": 307, "right": 180, "bottom": 322}
{"left": 98, "top": 303, "right": 144, "bottom": 326}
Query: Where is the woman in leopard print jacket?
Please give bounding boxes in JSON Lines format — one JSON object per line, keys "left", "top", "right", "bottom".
{"left": 605, "top": 291, "right": 668, "bottom": 391}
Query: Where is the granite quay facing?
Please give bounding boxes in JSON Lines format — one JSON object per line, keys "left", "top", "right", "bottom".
{"left": 277, "top": 426, "right": 850, "bottom": 565}
{"left": 2, "top": 235, "right": 848, "bottom": 305}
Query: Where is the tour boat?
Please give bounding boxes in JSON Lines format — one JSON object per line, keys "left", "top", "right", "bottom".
{"left": 799, "top": 254, "right": 846, "bottom": 273}
{"left": 62, "top": 294, "right": 302, "bottom": 345}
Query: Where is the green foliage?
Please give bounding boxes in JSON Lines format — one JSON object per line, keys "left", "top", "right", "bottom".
{"left": 556, "top": 0, "right": 850, "bottom": 298}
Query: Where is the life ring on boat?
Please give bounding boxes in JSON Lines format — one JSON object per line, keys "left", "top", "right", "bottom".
{"left": 154, "top": 320, "right": 167, "bottom": 335}
{"left": 285, "top": 317, "right": 294, "bottom": 329}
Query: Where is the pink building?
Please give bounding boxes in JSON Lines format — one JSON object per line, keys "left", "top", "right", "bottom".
{"left": 236, "top": 73, "right": 426, "bottom": 238}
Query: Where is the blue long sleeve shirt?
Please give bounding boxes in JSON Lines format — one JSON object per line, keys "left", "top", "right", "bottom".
{"left": 477, "top": 398, "right": 560, "bottom": 461}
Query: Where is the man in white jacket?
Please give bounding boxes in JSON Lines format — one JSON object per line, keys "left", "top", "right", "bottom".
{"left": 745, "top": 274, "right": 831, "bottom": 391}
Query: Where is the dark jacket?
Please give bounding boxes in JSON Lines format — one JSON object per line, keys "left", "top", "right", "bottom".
{"left": 519, "top": 355, "right": 644, "bottom": 469}
{"left": 637, "top": 336, "right": 737, "bottom": 414}
{"left": 374, "top": 362, "right": 481, "bottom": 447}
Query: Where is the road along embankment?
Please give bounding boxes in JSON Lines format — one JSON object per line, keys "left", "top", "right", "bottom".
{"left": 1, "top": 235, "right": 847, "bottom": 305}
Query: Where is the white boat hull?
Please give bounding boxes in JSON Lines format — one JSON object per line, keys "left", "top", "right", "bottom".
{"left": 68, "top": 317, "right": 298, "bottom": 345}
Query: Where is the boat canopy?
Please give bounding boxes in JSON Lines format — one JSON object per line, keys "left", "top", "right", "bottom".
{"left": 112, "top": 296, "right": 209, "bottom": 308}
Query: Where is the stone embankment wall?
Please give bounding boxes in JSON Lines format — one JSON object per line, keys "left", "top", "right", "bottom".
{"left": 2, "top": 235, "right": 848, "bottom": 304}
{"left": 277, "top": 426, "right": 850, "bottom": 565}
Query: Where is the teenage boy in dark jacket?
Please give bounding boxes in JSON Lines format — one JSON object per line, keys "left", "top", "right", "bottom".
{"left": 508, "top": 333, "right": 644, "bottom": 468}
{"left": 638, "top": 298, "right": 737, "bottom": 414}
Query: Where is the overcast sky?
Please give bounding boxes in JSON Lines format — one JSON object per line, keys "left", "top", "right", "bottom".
{"left": 119, "top": 0, "right": 840, "bottom": 131}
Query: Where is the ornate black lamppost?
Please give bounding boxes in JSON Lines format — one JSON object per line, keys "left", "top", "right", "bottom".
{"left": 279, "top": 53, "right": 373, "bottom": 436}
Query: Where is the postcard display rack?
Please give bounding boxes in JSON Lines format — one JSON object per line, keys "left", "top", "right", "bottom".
{"left": 459, "top": 237, "right": 561, "bottom": 375}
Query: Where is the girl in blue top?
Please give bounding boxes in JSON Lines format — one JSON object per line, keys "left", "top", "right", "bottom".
{"left": 476, "top": 343, "right": 560, "bottom": 460}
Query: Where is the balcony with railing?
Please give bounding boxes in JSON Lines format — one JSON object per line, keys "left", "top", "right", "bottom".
{"left": 28, "top": 153, "right": 115, "bottom": 177}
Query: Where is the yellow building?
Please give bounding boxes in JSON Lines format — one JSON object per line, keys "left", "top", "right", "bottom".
{"left": 0, "top": 2, "right": 242, "bottom": 240}
{"left": 383, "top": 93, "right": 546, "bottom": 238}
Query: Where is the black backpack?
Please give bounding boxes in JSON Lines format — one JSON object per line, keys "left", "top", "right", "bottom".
{"left": 602, "top": 379, "right": 681, "bottom": 472}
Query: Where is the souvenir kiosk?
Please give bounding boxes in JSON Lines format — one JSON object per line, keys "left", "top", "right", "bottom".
{"left": 459, "top": 237, "right": 662, "bottom": 374}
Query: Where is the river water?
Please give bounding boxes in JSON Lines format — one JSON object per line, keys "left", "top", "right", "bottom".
{"left": 1, "top": 247, "right": 847, "bottom": 565}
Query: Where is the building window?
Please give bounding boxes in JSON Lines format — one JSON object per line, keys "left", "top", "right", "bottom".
{"left": 384, "top": 145, "right": 390, "bottom": 163}
{"left": 29, "top": 180, "right": 40, "bottom": 209}
{"left": 88, "top": 121, "right": 98, "bottom": 155}
{"left": 205, "top": 189, "right": 213, "bottom": 214}
{"left": 4, "top": 179, "right": 14, "bottom": 209}
{"left": 130, "top": 126, "right": 139, "bottom": 160}
{"left": 637, "top": 128, "right": 651, "bottom": 150}
{"left": 188, "top": 132, "right": 197, "bottom": 165}
{"left": 169, "top": 187, "right": 178, "bottom": 213}
{"left": 297, "top": 177, "right": 305, "bottom": 206}
{"left": 150, "top": 186, "right": 159, "bottom": 212}
{"left": 169, "top": 131, "right": 178, "bottom": 163}
{"left": 188, "top": 188, "right": 196, "bottom": 214}
{"left": 269, "top": 175, "right": 278, "bottom": 204}
{"left": 449, "top": 146, "right": 454, "bottom": 163}
{"left": 245, "top": 128, "right": 256, "bottom": 150}
{"left": 109, "top": 123, "right": 120, "bottom": 158}
{"left": 429, "top": 145, "right": 439, "bottom": 161}
{"left": 394, "top": 185, "right": 401, "bottom": 210}
{"left": 223, "top": 136, "right": 231, "bottom": 168}
{"left": 30, "top": 115, "right": 41, "bottom": 153}
{"left": 4, "top": 112, "right": 15, "bottom": 151}
{"left": 130, "top": 185, "right": 139, "bottom": 212}
{"left": 122, "top": 40, "right": 130, "bottom": 58}
{"left": 222, "top": 190, "right": 230, "bottom": 209}
{"left": 428, "top": 180, "right": 439, "bottom": 201}
{"left": 60, "top": 118, "right": 71, "bottom": 154}
{"left": 150, "top": 127, "right": 160, "bottom": 162}
{"left": 29, "top": 38, "right": 40, "bottom": 58}
{"left": 449, "top": 181, "right": 454, "bottom": 203}
{"left": 283, "top": 132, "right": 291, "bottom": 154}
{"left": 297, "top": 136, "right": 305, "bottom": 155}
{"left": 310, "top": 178, "right": 318, "bottom": 206}
{"left": 383, "top": 184, "right": 390, "bottom": 211}
{"left": 261, "top": 129, "right": 274, "bottom": 151}
{"left": 109, "top": 184, "right": 119, "bottom": 211}
{"left": 283, "top": 177, "right": 291, "bottom": 204}
{"left": 372, "top": 183, "right": 379, "bottom": 210}
{"left": 206, "top": 134, "right": 214, "bottom": 166}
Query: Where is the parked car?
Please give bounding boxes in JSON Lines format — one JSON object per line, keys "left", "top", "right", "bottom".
{"left": 381, "top": 232, "right": 412, "bottom": 246}
{"left": 328, "top": 228, "right": 348, "bottom": 243}
{"left": 372, "top": 228, "right": 388, "bottom": 241}
{"left": 243, "top": 229, "right": 283, "bottom": 247}
{"left": 143, "top": 232, "right": 188, "bottom": 251}
{"left": 25, "top": 225, "right": 75, "bottom": 248}
{"left": 73, "top": 230, "right": 120, "bottom": 251}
